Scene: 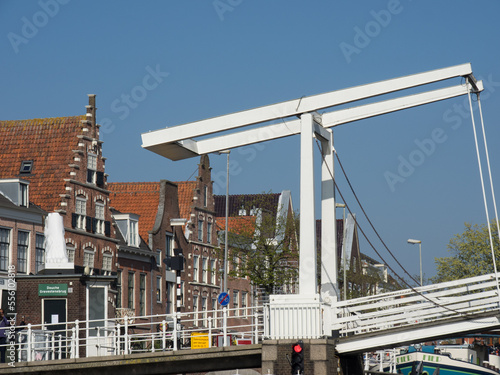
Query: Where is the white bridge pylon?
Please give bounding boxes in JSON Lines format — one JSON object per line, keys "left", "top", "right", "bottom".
{"left": 142, "top": 64, "right": 483, "bottom": 302}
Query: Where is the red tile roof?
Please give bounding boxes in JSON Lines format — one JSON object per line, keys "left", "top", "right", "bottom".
{"left": 176, "top": 181, "right": 197, "bottom": 221}
{"left": 0, "top": 116, "right": 86, "bottom": 212}
{"left": 216, "top": 216, "right": 256, "bottom": 236}
{"left": 108, "top": 182, "right": 161, "bottom": 243}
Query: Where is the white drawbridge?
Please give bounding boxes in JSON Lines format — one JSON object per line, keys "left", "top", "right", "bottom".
{"left": 141, "top": 64, "right": 491, "bottom": 344}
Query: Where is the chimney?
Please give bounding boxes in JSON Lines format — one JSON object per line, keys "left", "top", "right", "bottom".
{"left": 86, "top": 94, "right": 97, "bottom": 138}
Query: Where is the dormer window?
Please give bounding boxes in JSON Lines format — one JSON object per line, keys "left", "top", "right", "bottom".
{"left": 0, "top": 179, "right": 29, "bottom": 207}
{"left": 20, "top": 160, "right": 33, "bottom": 174}
{"left": 113, "top": 213, "right": 140, "bottom": 247}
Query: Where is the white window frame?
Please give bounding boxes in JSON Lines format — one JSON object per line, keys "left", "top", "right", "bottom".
{"left": 66, "top": 244, "right": 75, "bottom": 263}
{"left": 83, "top": 249, "right": 95, "bottom": 272}
{"left": 207, "top": 222, "right": 212, "bottom": 244}
{"left": 128, "top": 272, "right": 135, "bottom": 310}
{"left": 128, "top": 219, "right": 139, "bottom": 247}
{"left": 76, "top": 197, "right": 87, "bottom": 230}
{"left": 233, "top": 290, "right": 239, "bottom": 315}
{"left": 35, "top": 233, "right": 45, "bottom": 274}
{"left": 242, "top": 291, "right": 248, "bottom": 316}
{"left": 201, "top": 296, "right": 207, "bottom": 327}
{"left": 193, "top": 295, "right": 199, "bottom": 326}
{"left": 102, "top": 253, "right": 112, "bottom": 272}
{"left": 193, "top": 255, "right": 199, "bottom": 282}
{"left": 17, "top": 230, "right": 29, "bottom": 274}
{"left": 210, "top": 259, "right": 216, "bottom": 285}
{"left": 95, "top": 201, "right": 105, "bottom": 235}
{"left": 87, "top": 153, "right": 97, "bottom": 184}
{"left": 156, "top": 276, "right": 162, "bottom": 303}
{"left": 202, "top": 257, "right": 208, "bottom": 283}
{"left": 20, "top": 182, "right": 29, "bottom": 207}
{"left": 198, "top": 220, "right": 203, "bottom": 241}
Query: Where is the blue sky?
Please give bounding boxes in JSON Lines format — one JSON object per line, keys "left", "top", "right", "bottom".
{"left": 2, "top": 0, "right": 500, "bottom": 282}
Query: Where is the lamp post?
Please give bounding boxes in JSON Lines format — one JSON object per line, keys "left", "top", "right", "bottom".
{"left": 407, "top": 239, "right": 422, "bottom": 286}
{"left": 219, "top": 150, "right": 230, "bottom": 347}
{"left": 336, "top": 203, "right": 346, "bottom": 300}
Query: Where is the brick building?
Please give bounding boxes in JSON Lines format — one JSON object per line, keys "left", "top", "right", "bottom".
{"left": 108, "top": 180, "right": 190, "bottom": 320}
{"left": 0, "top": 95, "right": 118, "bottom": 328}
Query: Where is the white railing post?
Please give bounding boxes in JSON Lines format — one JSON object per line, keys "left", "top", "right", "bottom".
{"left": 74, "top": 320, "right": 80, "bottom": 358}
{"left": 27, "top": 323, "right": 32, "bottom": 362}
{"left": 223, "top": 307, "right": 228, "bottom": 347}
{"left": 96, "top": 326, "right": 101, "bottom": 356}
{"left": 208, "top": 316, "right": 212, "bottom": 348}
{"left": 254, "top": 312, "right": 259, "bottom": 344}
{"left": 116, "top": 323, "right": 121, "bottom": 355}
{"left": 58, "top": 334, "right": 63, "bottom": 360}
{"left": 124, "top": 318, "right": 129, "bottom": 355}
{"left": 51, "top": 332, "right": 55, "bottom": 360}
{"left": 161, "top": 320, "right": 166, "bottom": 351}
{"left": 172, "top": 314, "right": 178, "bottom": 351}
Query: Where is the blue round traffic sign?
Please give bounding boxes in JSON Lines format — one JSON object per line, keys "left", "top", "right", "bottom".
{"left": 218, "top": 292, "right": 230, "bottom": 306}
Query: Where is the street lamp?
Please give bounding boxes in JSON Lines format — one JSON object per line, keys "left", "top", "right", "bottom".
{"left": 218, "top": 150, "right": 230, "bottom": 293}
{"left": 407, "top": 239, "right": 422, "bottom": 286}
{"left": 336, "top": 203, "right": 346, "bottom": 300}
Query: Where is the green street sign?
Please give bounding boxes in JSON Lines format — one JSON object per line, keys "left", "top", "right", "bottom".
{"left": 38, "top": 284, "right": 68, "bottom": 296}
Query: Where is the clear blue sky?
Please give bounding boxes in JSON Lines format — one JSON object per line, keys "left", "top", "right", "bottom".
{"left": 2, "top": 1, "right": 500, "bottom": 281}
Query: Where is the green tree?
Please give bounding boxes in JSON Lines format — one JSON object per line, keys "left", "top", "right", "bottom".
{"left": 220, "top": 195, "right": 300, "bottom": 295}
{"left": 432, "top": 222, "right": 500, "bottom": 283}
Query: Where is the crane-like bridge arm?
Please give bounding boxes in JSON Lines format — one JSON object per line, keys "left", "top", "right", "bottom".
{"left": 142, "top": 80, "right": 482, "bottom": 160}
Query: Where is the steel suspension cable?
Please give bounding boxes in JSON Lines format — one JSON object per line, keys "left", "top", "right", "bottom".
{"left": 466, "top": 80, "right": 500, "bottom": 306}
{"left": 315, "top": 139, "right": 463, "bottom": 315}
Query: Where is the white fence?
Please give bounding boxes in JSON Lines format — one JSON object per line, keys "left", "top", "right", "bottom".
{"left": 2, "top": 305, "right": 264, "bottom": 363}
{"left": 334, "top": 273, "right": 500, "bottom": 337}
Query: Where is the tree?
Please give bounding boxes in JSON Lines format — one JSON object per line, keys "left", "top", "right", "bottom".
{"left": 220, "top": 194, "right": 300, "bottom": 295}
{"left": 432, "top": 222, "right": 500, "bottom": 283}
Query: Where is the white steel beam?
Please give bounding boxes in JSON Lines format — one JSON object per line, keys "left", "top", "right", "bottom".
{"left": 144, "top": 82, "right": 481, "bottom": 160}
{"left": 142, "top": 64, "right": 475, "bottom": 154}
{"left": 335, "top": 314, "right": 500, "bottom": 354}
{"left": 299, "top": 113, "right": 318, "bottom": 295}
{"left": 320, "top": 128, "right": 338, "bottom": 302}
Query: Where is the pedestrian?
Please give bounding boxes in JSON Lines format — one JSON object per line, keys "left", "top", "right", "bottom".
{"left": 0, "top": 309, "right": 8, "bottom": 363}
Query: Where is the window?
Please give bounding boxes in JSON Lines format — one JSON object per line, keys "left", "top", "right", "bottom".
{"left": 233, "top": 290, "right": 239, "bottom": 315}
{"left": 201, "top": 297, "right": 207, "bottom": 327}
{"left": 35, "top": 233, "right": 45, "bottom": 274}
{"left": 87, "top": 153, "right": 97, "bottom": 184}
{"left": 66, "top": 244, "right": 75, "bottom": 263}
{"left": 193, "top": 255, "right": 199, "bottom": 282}
{"left": 128, "top": 272, "right": 135, "bottom": 310}
{"left": 102, "top": 253, "right": 112, "bottom": 272}
{"left": 165, "top": 232, "right": 173, "bottom": 269}
{"left": 212, "top": 298, "right": 217, "bottom": 311}
{"left": 17, "top": 231, "right": 29, "bottom": 273}
{"left": 207, "top": 222, "right": 212, "bottom": 244}
{"left": 202, "top": 257, "right": 208, "bottom": 283}
{"left": 0, "top": 228, "right": 9, "bottom": 272}
{"left": 83, "top": 249, "right": 95, "bottom": 272}
{"left": 75, "top": 197, "right": 87, "bottom": 230}
{"left": 139, "top": 274, "right": 146, "bottom": 316}
{"left": 203, "top": 186, "right": 208, "bottom": 207}
{"left": 193, "top": 295, "right": 198, "bottom": 326}
{"left": 95, "top": 202, "right": 105, "bottom": 235}
{"left": 129, "top": 219, "right": 138, "bottom": 247}
{"left": 116, "top": 270, "right": 122, "bottom": 308}
{"left": 156, "top": 276, "right": 162, "bottom": 303}
{"left": 20, "top": 182, "right": 28, "bottom": 207}
{"left": 198, "top": 220, "right": 203, "bottom": 241}
{"left": 242, "top": 292, "right": 248, "bottom": 316}
{"left": 156, "top": 249, "right": 162, "bottom": 267}
{"left": 210, "top": 259, "right": 216, "bottom": 284}
{"left": 20, "top": 160, "right": 33, "bottom": 174}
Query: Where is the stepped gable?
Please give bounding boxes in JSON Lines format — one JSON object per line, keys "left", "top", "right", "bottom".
{"left": 0, "top": 115, "right": 86, "bottom": 212}
{"left": 108, "top": 181, "right": 161, "bottom": 243}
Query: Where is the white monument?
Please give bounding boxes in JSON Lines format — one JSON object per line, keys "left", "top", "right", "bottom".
{"left": 40, "top": 212, "right": 74, "bottom": 274}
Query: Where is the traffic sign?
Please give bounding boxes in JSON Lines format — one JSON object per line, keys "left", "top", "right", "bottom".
{"left": 218, "top": 292, "right": 230, "bottom": 306}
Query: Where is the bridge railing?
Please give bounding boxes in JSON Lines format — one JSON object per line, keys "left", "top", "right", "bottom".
{"left": 333, "top": 273, "right": 500, "bottom": 336}
{"left": 3, "top": 305, "right": 264, "bottom": 363}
